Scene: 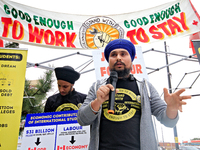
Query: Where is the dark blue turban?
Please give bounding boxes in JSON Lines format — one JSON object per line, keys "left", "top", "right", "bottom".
{"left": 104, "top": 39, "right": 136, "bottom": 62}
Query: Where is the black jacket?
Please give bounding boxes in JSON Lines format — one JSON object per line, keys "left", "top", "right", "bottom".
{"left": 44, "top": 89, "right": 87, "bottom": 112}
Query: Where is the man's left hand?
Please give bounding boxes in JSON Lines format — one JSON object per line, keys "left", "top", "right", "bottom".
{"left": 164, "top": 88, "right": 191, "bottom": 119}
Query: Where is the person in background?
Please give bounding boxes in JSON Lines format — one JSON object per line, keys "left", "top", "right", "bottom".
{"left": 77, "top": 39, "right": 191, "bottom": 150}
{"left": 44, "top": 66, "right": 87, "bottom": 112}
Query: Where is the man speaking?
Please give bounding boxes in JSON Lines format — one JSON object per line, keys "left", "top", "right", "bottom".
{"left": 77, "top": 39, "right": 191, "bottom": 150}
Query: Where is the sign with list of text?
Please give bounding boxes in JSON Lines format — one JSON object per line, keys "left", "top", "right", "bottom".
{"left": 0, "top": 48, "right": 27, "bottom": 150}
{"left": 21, "top": 110, "right": 90, "bottom": 150}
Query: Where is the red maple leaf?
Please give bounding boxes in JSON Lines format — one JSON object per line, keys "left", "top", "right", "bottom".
{"left": 192, "top": 20, "right": 198, "bottom": 25}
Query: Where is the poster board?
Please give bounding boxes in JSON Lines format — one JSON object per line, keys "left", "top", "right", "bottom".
{"left": 192, "top": 40, "right": 200, "bottom": 64}
{"left": 21, "top": 110, "right": 90, "bottom": 150}
{"left": 0, "top": 48, "right": 27, "bottom": 150}
{"left": 92, "top": 46, "right": 148, "bottom": 80}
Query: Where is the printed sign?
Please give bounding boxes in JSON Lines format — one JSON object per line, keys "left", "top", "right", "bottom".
{"left": 192, "top": 40, "right": 200, "bottom": 64}
{"left": 0, "top": 0, "right": 199, "bottom": 49}
{"left": 0, "top": 48, "right": 27, "bottom": 150}
{"left": 21, "top": 110, "right": 90, "bottom": 150}
{"left": 92, "top": 46, "right": 148, "bottom": 80}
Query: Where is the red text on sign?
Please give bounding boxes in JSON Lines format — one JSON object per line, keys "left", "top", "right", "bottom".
{"left": 1, "top": 17, "right": 77, "bottom": 48}
{"left": 28, "top": 147, "right": 46, "bottom": 150}
{"left": 100, "top": 64, "right": 143, "bottom": 77}
{"left": 127, "top": 12, "right": 189, "bottom": 45}
{"left": 57, "top": 145, "right": 88, "bottom": 150}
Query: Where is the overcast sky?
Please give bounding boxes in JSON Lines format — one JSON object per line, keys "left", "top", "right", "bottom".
{"left": 10, "top": 0, "right": 200, "bottom": 143}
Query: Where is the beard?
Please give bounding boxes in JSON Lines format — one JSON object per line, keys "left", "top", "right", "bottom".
{"left": 110, "top": 61, "right": 131, "bottom": 78}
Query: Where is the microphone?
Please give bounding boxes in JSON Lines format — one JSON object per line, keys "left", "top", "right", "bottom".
{"left": 108, "top": 71, "right": 118, "bottom": 114}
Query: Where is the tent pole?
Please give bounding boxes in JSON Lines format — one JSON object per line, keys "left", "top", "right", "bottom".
{"left": 164, "top": 41, "right": 179, "bottom": 150}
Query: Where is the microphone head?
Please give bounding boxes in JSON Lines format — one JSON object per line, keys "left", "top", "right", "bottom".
{"left": 110, "top": 71, "right": 118, "bottom": 80}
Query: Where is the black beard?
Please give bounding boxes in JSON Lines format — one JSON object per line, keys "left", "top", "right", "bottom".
{"left": 110, "top": 67, "right": 131, "bottom": 78}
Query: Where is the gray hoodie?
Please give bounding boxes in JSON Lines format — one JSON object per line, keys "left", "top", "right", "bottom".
{"left": 77, "top": 77, "right": 179, "bottom": 150}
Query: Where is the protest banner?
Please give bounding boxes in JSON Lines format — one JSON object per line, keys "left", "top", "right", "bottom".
{"left": 0, "top": 0, "right": 199, "bottom": 49}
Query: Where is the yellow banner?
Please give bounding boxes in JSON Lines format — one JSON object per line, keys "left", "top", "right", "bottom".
{"left": 0, "top": 48, "right": 27, "bottom": 150}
